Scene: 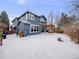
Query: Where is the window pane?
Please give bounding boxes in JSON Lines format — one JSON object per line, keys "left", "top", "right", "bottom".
{"left": 31, "top": 26, "right": 33, "bottom": 32}
{"left": 37, "top": 26, "right": 38, "bottom": 31}
{"left": 34, "top": 26, "right": 36, "bottom": 32}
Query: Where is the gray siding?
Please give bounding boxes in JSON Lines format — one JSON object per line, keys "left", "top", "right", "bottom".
{"left": 28, "top": 13, "right": 40, "bottom": 25}
{"left": 17, "top": 22, "right": 30, "bottom": 36}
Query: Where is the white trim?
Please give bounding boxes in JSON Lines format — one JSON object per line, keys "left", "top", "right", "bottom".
{"left": 30, "top": 24, "right": 39, "bottom": 26}
{"left": 26, "top": 14, "right": 28, "bottom": 20}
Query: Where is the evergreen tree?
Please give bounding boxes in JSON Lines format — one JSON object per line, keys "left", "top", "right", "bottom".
{"left": 0, "top": 11, "right": 9, "bottom": 30}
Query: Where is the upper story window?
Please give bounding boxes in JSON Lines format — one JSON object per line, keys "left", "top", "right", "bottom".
{"left": 29, "top": 14, "right": 35, "bottom": 20}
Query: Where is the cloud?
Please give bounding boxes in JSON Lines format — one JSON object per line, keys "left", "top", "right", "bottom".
{"left": 16, "top": 0, "right": 28, "bottom": 5}
{"left": 16, "top": 0, "right": 70, "bottom": 5}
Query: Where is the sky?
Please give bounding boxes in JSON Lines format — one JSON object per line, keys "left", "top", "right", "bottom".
{"left": 0, "top": 0, "right": 72, "bottom": 25}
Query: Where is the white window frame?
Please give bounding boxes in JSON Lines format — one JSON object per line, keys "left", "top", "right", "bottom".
{"left": 26, "top": 14, "right": 28, "bottom": 20}
{"left": 30, "top": 24, "right": 39, "bottom": 33}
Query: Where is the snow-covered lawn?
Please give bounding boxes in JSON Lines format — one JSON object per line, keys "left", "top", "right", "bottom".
{"left": 0, "top": 33, "right": 79, "bottom": 59}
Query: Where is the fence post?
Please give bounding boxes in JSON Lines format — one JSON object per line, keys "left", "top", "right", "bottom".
{"left": 0, "top": 29, "right": 3, "bottom": 46}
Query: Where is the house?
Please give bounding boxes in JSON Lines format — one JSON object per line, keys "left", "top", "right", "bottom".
{"left": 12, "top": 11, "right": 47, "bottom": 37}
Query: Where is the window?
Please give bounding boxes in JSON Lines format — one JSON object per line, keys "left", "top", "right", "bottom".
{"left": 30, "top": 15, "right": 32, "bottom": 18}
{"left": 37, "top": 26, "right": 39, "bottom": 32}
{"left": 29, "top": 14, "right": 35, "bottom": 20}
{"left": 31, "top": 26, "right": 33, "bottom": 32}
{"left": 34, "top": 26, "right": 36, "bottom": 31}
{"left": 31, "top": 26, "right": 39, "bottom": 32}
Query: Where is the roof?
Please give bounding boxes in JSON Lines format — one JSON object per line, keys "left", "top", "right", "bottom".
{"left": 12, "top": 11, "right": 47, "bottom": 22}
{"left": 18, "top": 11, "right": 40, "bottom": 19}
{"left": 40, "top": 15, "right": 47, "bottom": 21}
{"left": 12, "top": 17, "right": 18, "bottom": 22}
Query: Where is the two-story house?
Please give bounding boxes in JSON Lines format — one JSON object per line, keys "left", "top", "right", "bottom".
{"left": 12, "top": 11, "right": 47, "bottom": 37}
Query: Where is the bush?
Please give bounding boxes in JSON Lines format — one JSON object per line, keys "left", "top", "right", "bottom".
{"left": 64, "top": 23, "right": 79, "bottom": 44}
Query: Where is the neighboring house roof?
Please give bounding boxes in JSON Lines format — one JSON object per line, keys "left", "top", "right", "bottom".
{"left": 12, "top": 11, "right": 47, "bottom": 22}
{"left": 12, "top": 17, "right": 18, "bottom": 22}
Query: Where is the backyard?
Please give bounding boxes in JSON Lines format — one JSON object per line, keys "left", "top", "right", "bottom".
{"left": 0, "top": 33, "right": 79, "bottom": 59}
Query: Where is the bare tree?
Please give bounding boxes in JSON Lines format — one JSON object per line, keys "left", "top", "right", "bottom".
{"left": 57, "top": 12, "right": 77, "bottom": 30}
{"left": 48, "top": 11, "right": 53, "bottom": 25}
{"left": 70, "top": 0, "right": 79, "bottom": 15}
{"left": 57, "top": 13, "right": 68, "bottom": 28}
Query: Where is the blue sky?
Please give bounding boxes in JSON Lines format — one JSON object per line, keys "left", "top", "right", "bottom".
{"left": 0, "top": 0, "right": 72, "bottom": 24}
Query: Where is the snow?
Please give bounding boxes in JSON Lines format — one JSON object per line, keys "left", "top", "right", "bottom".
{"left": 0, "top": 33, "right": 79, "bottom": 59}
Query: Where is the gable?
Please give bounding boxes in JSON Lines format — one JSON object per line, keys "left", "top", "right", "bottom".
{"left": 13, "top": 11, "right": 47, "bottom": 24}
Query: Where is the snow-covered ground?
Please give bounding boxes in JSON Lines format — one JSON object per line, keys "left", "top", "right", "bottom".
{"left": 0, "top": 33, "right": 79, "bottom": 59}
